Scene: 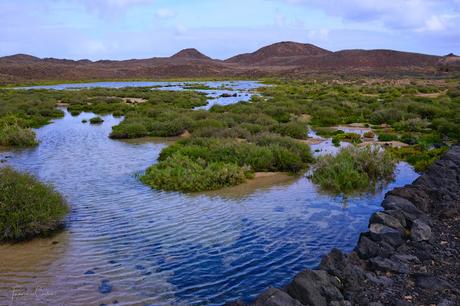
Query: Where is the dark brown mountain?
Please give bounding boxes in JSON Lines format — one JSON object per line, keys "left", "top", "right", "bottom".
{"left": 0, "top": 42, "right": 455, "bottom": 85}
{"left": 171, "top": 48, "right": 212, "bottom": 60}
{"left": 437, "top": 53, "right": 460, "bottom": 72}
{"left": 226, "top": 41, "right": 332, "bottom": 64}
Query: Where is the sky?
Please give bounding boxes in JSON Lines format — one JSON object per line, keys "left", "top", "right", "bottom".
{"left": 1, "top": 0, "right": 460, "bottom": 60}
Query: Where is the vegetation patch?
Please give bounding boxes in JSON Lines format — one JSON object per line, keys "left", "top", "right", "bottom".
{"left": 141, "top": 135, "right": 313, "bottom": 192}
{"left": 141, "top": 154, "right": 249, "bottom": 192}
{"left": 0, "top": 167, "right": 69, "bottom": 241}
{"left": 89, "top": 116, "right": 104, "bottom": 124}
{"left": 1, "top": 79, "right": 459, "bottom": 191}
{"left": 311, "top": 146, "right": 396, "bottom": 194}
{"left": 332, "top": 132, "right": 362, "bottom": 146}
{"left": 0, "top": 122, "right": 37, "bottom": 147}
{"left": 389, "top": 146, "right": 449, "bottom": 172}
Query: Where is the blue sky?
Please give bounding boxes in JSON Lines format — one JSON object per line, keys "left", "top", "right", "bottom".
{"left": 1, "top": 0, "right": 459, "bottom": 60}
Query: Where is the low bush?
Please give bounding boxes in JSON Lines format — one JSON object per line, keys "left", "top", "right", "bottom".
{"left": 377, "top": 133, "right": 399, "bottom": 142}
{"left": 89, "top": 116, "right": 104, "bottom": 124}
{"left": 140, "top": 154, "right": 249, "bottom": 192}
{"left": 0, "top": 167, "right": 69, "bottom": 241}
{"left": 389, "top": 146, "right": 448, "bottom": 172}
{"left": 313, "top": 127, "right": 343, "bottom": 138}
{"left": 311, "top": 146, "right": 396, "bottom": 194}
{"left": 0, "top": 123, "right": 37, "bottom": 147}
{"left": 159, "top": 137, "right": 311, "bottom": 173}
{"left": 110, "top": 122, "right": 148, "bottom": 139}
{"left": 270, "top": 121, "right": 308, "bottom": 139}
{"left": 363, "top": 131, "right": 375, "bottom": 138}
{"left": 332, "top": 132, "right": 362, "bottom": 146}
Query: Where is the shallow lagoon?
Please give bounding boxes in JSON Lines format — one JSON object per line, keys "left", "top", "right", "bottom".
{"left": 0, "top": 109, "right": 419, "bottom": 305}
{"left": 19, "top": 80, "right": 265, "bottom": 110}
{"left": 0, "top": 82, "right": 419, "bottom": 305}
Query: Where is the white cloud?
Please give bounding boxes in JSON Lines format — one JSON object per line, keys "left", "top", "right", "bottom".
{"left": 155, "top": 8, "right": 176, "bottom": 19}
{"left": 307, "top": 28, "right": 329, "bottom": 41}
{"left": 175, "top": 23, "right": 188, "bottom": 35}
{"left": 283, "top": 0, "right": 460, "bottom": 32}
{"left": 423, "top": 15, "right": 446, "bottom": 31}
{"left": 72, "top": 0, "right": 155, "bottom": 18}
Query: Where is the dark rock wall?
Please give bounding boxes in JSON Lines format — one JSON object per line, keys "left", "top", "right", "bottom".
{"left": 229, "top": 145, "right": 460, "bottom": 306}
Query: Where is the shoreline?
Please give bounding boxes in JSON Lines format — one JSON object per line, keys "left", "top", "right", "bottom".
{"left": 229, "top": 144, "right": 460, "bottom": 305}
{"left": 0, "top": 77, "right": 263, "bottom": 89}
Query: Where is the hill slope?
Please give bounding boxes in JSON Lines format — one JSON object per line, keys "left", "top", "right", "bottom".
{"left": 0, "top": 42, "right": 454, "bottom": 85}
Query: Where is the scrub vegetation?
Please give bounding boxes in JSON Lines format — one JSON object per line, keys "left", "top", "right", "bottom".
{"left": 89, "top": 116, "right": 104, "bottom": 124}
{"left": 142, "top": 135, "right": 313, "bottom": 191}
{"left": 0, "top": 167, "right": 68, "bottom": 241}
{"left": 311, "top": 146, "right": 396, "bottom": 194}
{"left": 0, "top": 78, "right": 458, "bottom": 192}
{"left": 0, "top": 119, "right": 37, "bottom": 147}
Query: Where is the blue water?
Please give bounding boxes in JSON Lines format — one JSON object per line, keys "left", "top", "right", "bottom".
{"left": 19, "top": 80, "right": 265, "bottom": 110}
{"left": 0, "top": 110, "right": 419, "bottom": 305}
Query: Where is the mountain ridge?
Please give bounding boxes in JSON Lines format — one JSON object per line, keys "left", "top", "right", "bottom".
{"left": 0, "top": 41, "right": 457, "bottom": 84}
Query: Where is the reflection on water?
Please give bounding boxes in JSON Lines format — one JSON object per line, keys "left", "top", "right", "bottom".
{"left": 0, "top": 109, "right": 419, "bottom": 305}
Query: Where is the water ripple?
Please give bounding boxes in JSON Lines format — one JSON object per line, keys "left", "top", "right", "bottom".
{"left": 0, "top": 109, "right": 419, "bottom": 305}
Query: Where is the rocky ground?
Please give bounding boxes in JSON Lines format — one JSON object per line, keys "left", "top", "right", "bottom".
{"left": 228, "top": 145, "right": 460, "bottom": 306}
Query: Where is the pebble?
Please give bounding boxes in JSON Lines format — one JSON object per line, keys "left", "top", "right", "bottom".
{"left": 98, "top": 279, "right": 113, "bottom": 294}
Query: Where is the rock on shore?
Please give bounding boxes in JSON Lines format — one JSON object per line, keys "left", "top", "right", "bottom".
{"left": 228, "top": 145, "right": 460, "bottom": 306}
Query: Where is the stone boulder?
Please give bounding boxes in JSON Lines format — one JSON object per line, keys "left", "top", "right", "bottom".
{"left": 369, "top": 211, "right": 405, "bottom": 233}
{"left": 368, "top": 223, "right": 404, "bottom": 247}
{"left": 254, "top": 288, "right": 302, "bottom": 306}
{"left": 287, "top": 270, "right": 344, "bottom": 306}
{"left": 410, "top": 219, "right": 432, "bottom": 242}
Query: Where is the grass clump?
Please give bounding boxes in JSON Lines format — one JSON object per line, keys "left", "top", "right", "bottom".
{"left": 389, "top": 146, "right": 448, "bottom": 172}
{"left": 140, "top": 154, "right": 249, "bottom": 192}
{"left": 141, "top": 135, "right": 312, "bottom": 192}
{"left": 159, "top": 137, "right": 311, "bottom": 173}
{"left": 363, "top": 131, "right": 375, "bottom": 138}
{"left": 89, "top": 116, "right": 104, "bottom": 124}
{"left": 0, "top": 121, "right": 37, "bottom": 147}
{"left": 377, "top": 133, "right": 399, "bottom": 142}
{"left": 0, "top": 167, "right": 68, "bottom": 241}
{"left": 311, "top": 146, "right": 396, "bottom": 194}
{"left": 332, "top": 132, "right": 362, "bottom": 147}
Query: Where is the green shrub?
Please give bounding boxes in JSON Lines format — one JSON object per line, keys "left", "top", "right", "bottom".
{"left": 0, "top": 167, "right": 68, "bottom": 241}
{"left": 270, "top": 121, "right": 308, "bottom": 139}
{"left": 110, "top": 122, "right": 148, "bottom": 139}
{"left": 310, "top": 107, "right": 341, "bottom": 126}
{"left": 311, "top": 146, "right": 396, "bottom": 194}
{"left": 140, "top": 154, "right": 248, "bottom": 192}
{"left": 377, "top": 133, "right": 399, "bottom": 141}
{"left": 112, "top": 111, "right": 124, "bottom": 117}
{"left": 332, "top": 132, "right": 362, "bottom": 146}
{"left": 400, "top": 134, "right": 417, "bottom": 145}
{"left": 394, "top": 118, "right": 429, "bottom": 132}
{"left": 363, "top": 131, "right": 375, "bottom": 138}
{"left": 158, "top": 137, "right": 311, "bottom": 174}
{"left": 89, "top": 116, "right": 104, "bottom": 124}
{"left": 0, "top": 123, "right": 37, "bottom": 147}
{"left": 389, "top": 146, "right": 448, "bottom": 172}
{"left": 251, "top": 133, "right": 313, "bottom": 163}
{"left": 432, "top": 118, "right": 460, "bottom": 139}
{"left": 314, "top": 128, "right": 345, "bottom": 138}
